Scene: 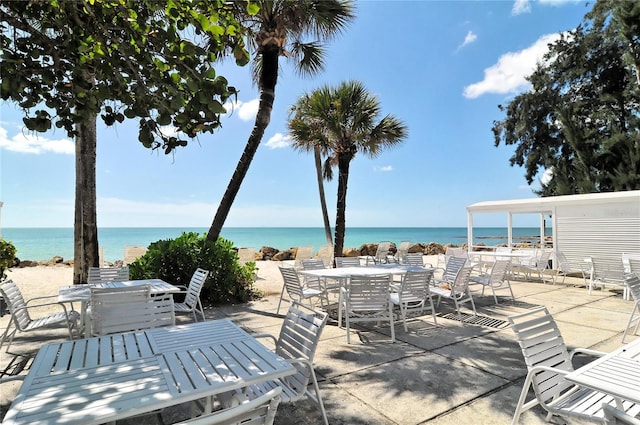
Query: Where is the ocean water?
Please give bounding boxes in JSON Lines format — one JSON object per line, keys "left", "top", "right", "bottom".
{"left": 1, "top": 227, "right": 549, "bottom": 262}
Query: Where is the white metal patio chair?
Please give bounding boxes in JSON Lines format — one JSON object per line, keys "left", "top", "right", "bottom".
{"left": 469, "top": 259, "right": 514, "bottom": 304}
{"left": 241, "top": 302, "right": 329, "bottom": 425}
{"left": 276, "top": 266, "right": 327, "bottom": 314}
{"left": 622, "top": 253, "right": 640, "bottom": 276}
{"left": 603, "top": 403, "right": 640, "bottom": 425}
{"left": 430, "top": 265, "right": 476, "bottom": 323}
{"left": 403, "top": 252, "right": 425, "bottom": 266}
{"left": 237, "top": 247, "right": 257, "bottom": 265}
{"left": 293, "top": 246, "right": 314, "bottom": 269}
{"left": 334, "top": 256, "right": 361, "bottom": 267}
{"left": 395, "top": 240, "right": 411, "bottom": 263}
{"left": 621, "top": 274, "right": 640, "bottom": 343}
{"left": 433, "top": 256, "right": 467, "bottom": 287}
{"left": 585, "top": 256, "right": 628, "bottom": 299}
{"left": 90, "top": 286, "right": 175, "bottom": 336}
{"left": 123, "top": 246, "right": 147, "bottom": 266}
{"left": 315, "top": 244, "right": 334, "bottom": 268}
{"left": 365, "top": 241, "right": 393, "bottom": 265}
{"left": 301, "top": 258, "right": 334, "bottom": 295}
{"left": 508, "top": 306, "right": 640, "bottom": 424}
{"left": 178, "top": 388, "right": 282, "bottom": 425}
{"left": 87, "top": 266, "right": 130, "bottom": 285}
{"left": 530, "top": 250, "right": 553, "bottom": 283}
{"left": 174, "top": 268, "right": 210, "bottom": 322}
{"left": 390, "top": 269, "right": 437, "bottom": 331}
{"left": 0, "top": 280, "right": 80, "bottom": 352}
{"left": 338, "top": 274, "right": 395, "bottom": 344}
{"left": 554, "top": 251, "right": 588, "bottom": 286}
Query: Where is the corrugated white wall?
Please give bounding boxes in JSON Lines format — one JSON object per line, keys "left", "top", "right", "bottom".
{"left": 555, "top": 200, "right": 640, "bottom": 273}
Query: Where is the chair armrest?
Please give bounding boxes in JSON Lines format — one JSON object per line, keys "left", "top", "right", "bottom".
{"left": 25, "top": 294, "right": 59, "bottom": 305}
{"left": 569, "top": 347, "right": 607, "bottom": 361}
{"left": 252, "top": 332, "right": 277, "bottom": 346}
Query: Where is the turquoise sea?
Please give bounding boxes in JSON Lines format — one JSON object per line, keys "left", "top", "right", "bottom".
{"left": 1, "top": 227, "right": 549, "bottom": 263}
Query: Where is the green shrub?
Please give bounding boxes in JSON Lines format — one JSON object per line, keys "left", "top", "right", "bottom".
{"left": 128, "top": 232, "right": 260, "bottom": 305}
{"left": 0, "top": 239, "right": 17, "bottom": 281}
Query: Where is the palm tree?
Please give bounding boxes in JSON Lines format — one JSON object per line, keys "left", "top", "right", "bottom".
{"left": 205, "top": 0, "right": 356, "bottom": 242}
{"left": 287, "top": 80, "right": 409, "bottom": 259}
{"left": 288, "top": 93, "right": 334, "bottom": 246}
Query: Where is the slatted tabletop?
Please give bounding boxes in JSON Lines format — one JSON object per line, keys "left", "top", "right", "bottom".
{"left": 299, "top": 265, "right": 432, "bottom": 279}
{"left": 565, "top": 338, "right": 640, "bottom": 404}
{"left": 2, "top": 320, "right": 295, "bottom": 425}
{"left": 58, "top": 279, "right": 180, "bottom": 304}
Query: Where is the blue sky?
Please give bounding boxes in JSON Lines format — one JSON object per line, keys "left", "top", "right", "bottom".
{"left": 0, "top": 0, "right": 591, "bottom": 229}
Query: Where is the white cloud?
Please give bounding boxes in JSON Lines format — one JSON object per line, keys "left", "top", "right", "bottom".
{"left": 512, "top": 0, "right": 531, "bottom": 15}
{"left": 463, "top": 33, "right": 561, "bottom": 99}
{"left": 374, "top": 165, "right": 393, "bottom": 172}
{"left": 97, "top": 197, "right": 214, "bottom": 227}
{"left": 224, "top": 98, "right": 260, "bottom": 122}
{"left": 158, "top": 125, "right": 181, "bottom": 138}
{"left": 0, "top": 126, "right": 74, "bottom": 154}
{"left": 513, "top": 0, "right": 579, "bottom": 15}
{"left": 458, "top": 31, "right": 478, "bottom": 50}
{"left": 265, "top": 133, "right": 291, "bottom": 149}
{"left": 96, "top": 197, "right": 323, "bottom": 227}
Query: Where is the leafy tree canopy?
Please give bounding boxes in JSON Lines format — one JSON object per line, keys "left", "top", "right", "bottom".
{"left": 1, "top": 0, "right": 254, "bottom": 153}
{"left": 492, "top": 0, "right": 640, "bottom": 196}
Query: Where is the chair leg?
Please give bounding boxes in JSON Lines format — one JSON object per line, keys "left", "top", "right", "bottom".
{"left": 622, "top": 302, "right": 640, "bottom": 343}
{"left": 490, "top": 286, "right": 498, "bottom": 304}
{"left": 276, "top": 285, "right": 286, "bottom": 315}
{"left": 308, "top": 366, "right": 329, "bottom": 425}
{"left": 388, "top": 302, "right": 395, "bottom": 343}
{"left": 427, "top": 296, "right": 438, "bottom": 326}
{"left": 0, "top": 320, "right": 15, "bottom": 352}
{"left": 511, "top": 371, "right": 537, "bottom": 425}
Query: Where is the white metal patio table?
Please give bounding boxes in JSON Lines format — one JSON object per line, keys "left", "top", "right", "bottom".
{"left": 58, "top": 278, "right": 181, "bottom": 337}
{"left": 565, "top": 337, "right": 640, "bottom": 407}
{"left": 299, "top": 264, "right": 432, "bottom": 292}
{"left": 2, "top": 320, "right": 296, "bottom": 425}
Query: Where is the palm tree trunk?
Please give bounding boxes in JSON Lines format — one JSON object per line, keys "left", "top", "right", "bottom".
{"left": 73, "top": 115, "right": 99, "bottom": 284}
{"left": 333, "top": 154, "right": 350, "bottom": 259}
{"left": 206, "top": 50, "right": 278, "bottom": 242}
{"left": 314, "top": 146, "right": 333, "bottom": 246}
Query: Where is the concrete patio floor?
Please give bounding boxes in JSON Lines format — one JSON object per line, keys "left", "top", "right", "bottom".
{"left": 1, "top": 273, "right": 637, "bottom": 424}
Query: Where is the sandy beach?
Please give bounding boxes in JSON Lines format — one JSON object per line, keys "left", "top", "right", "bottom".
{"left": 4, "top": 255, "right": 441, "bottom": 302}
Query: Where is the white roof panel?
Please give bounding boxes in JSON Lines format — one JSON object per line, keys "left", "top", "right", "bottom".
{"left": 467, "top": 190, "right": 640, "bottom": 214}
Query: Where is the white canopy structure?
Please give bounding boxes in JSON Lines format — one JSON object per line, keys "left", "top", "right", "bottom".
{"left": 466, "top": 191, "right": 640, "bottom": 271}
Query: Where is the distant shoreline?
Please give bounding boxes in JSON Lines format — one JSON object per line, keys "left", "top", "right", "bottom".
{"left": 2, "top": 226, "right": 551, "bottom": 263}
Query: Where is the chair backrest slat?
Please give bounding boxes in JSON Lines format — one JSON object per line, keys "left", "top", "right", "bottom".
{"left": 399, "top": 270, "right": 434, "bottom": 301}
{"left": 176, "top": 387, "right": 282, "bottom": 425}
{"left": 403, "top": 253, "right": 424, "bottom": 266}
{"left": 294, "top": 246, "right": 314, "bottom": 269}
{"left": 301, "top": 259, "right": 326, "bottom": 270}
{"left": 279, "top": 266, "right": 304, "bottom": 298}
{"left": 488, "top": 260, "right": 510, "bottom": 285}
{"left": 315, "top": 245, "right": 334, "bottom": 268}
{"left": 348, "top": 274, "right": 391, "bottom": 311}
{"left": 276, "top": 302, "right": 328, "bottom": 396}
{"left": 0, "top": 280, "right": 31, "bottom": 329}
{"left": 442, "top": 257, "right": 467, "bottom": 283}
{"left": 625, "top": 274, "right": 640, "bottom": 302}
{"left": 335, "top": 257, "right": 360, "bottom": 268}
{"left": 88, "top": 266, "right": 130, "bottom": 285}
{"left": 90, "top": 285, "right": 175, "bottom": 335}
{"left": 508, "top": 306, "right": 575, "bottom": 403}
{"left": 183, "top": 268, "right": 209, "bottom": 310}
